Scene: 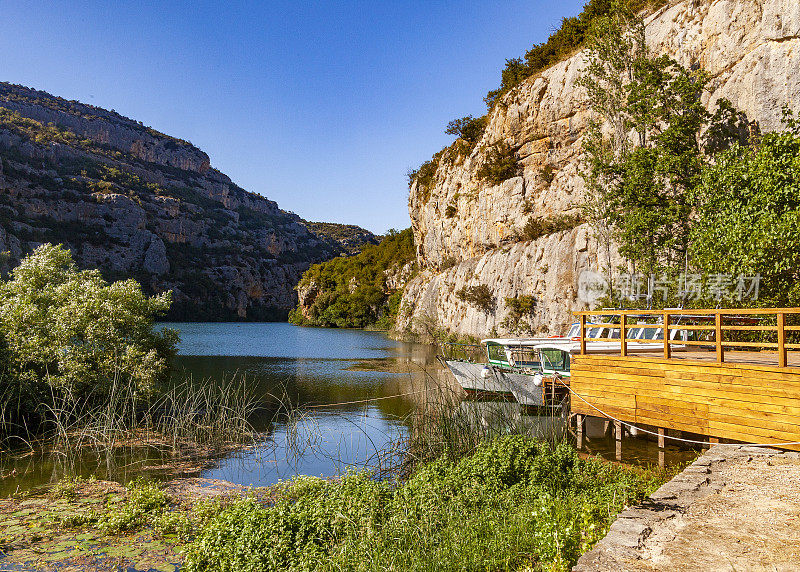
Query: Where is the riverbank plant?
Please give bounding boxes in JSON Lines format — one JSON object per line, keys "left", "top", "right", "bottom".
{"left": 0, "top": 244, "right": 176, "bottom": 447}
{"left": 0, "top": 244, "right": 262, "bottom": 458}
{"left": 182, "top": 435, "right": 668, "bottom": 571}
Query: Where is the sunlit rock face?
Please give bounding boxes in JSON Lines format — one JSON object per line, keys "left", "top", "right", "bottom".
{"left": 0, "top": 82, "right": 375, "bottom": 320}
{"left": 399, "top": 0, "right": 800, "bottom": 338}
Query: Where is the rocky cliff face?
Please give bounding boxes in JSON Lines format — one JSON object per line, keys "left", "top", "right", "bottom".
{"left": 398, "top": 0, "right": 800, "bottom": 338}
{"left": 0, "top": 83, "right": 373, "bottom": 320}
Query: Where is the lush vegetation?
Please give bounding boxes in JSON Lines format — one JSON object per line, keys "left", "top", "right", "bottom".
{"left": 0, "top": 244, "right": 177, "bottom": 445}
{"left": 690, "top": 112, "right": 800, "bottom": 307}
{"left": 181, "top": 436, "right": 666, "bottom": 572}
{"left": 289, "top": 228, "right": 416, "bottom": 329}
{"left": 484, "top": 0, "right": 666, "bottom": 109}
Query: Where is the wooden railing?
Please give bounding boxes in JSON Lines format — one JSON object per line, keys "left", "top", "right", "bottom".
{"left": 573, "top": 308, "right": 800, "bottom": 367}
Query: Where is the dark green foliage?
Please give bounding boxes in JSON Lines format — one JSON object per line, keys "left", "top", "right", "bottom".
{"left": 290, "top": 228, "right": 416, "bottom": 329}
{"left": 476, "top": 141, "right": 520, "bottom": 185}
{"left": 456, "top": 284, "right": 494, "bottom": 313}
{"left": 690, "top": 112, "right": 800, "bottom": 307}
{"left": 183, "top": 436, "right": 666, "bottom": 572}
{"left": 445, "top": 115, "right": 487, "bottom": 146}
{"left": 521, "top": 213, "right": 583, "bottom": 242}
{"left": 408, "top": 149, "right": 445, "bottom": 203}
{"left": 445, "top": 203, "right": 457, "bottom": 218}
{"left": 483, "top": 0, "right": 666, "bottom": 109}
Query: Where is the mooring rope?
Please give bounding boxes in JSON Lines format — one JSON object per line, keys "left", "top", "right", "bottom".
{"left": 553, "top": 376, "right": 800, "bottom": 447}
{"left": 305, "top": 389, "right": 429, "bottom": 409}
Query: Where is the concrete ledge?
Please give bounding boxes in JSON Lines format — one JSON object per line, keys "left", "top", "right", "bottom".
{"left": 573, "top": 445, "right": 794, "bottom": 571}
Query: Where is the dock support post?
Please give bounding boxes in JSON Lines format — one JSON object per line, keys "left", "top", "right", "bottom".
{"left": 663, "top": 312, "right": 671, "bottom": 359}
{"left": 620, "top": 313, "right": 627, "bottom": 357}
{"left": 709, "top": 436, "right": 719, "bottom": 446}
{"left": 614, "top": 420, "right": 622, "bottom": 461}
{"left": 658, "top": 427, "right": 665, "bottom": 469}
{"left": 778, "top": 312, "right": 787, "bottom": 368}
{"left": 580, "top": 314, "right": 587, "bottom": 355}
{"left": 715, "top": 312, "right": 724, "bottom": 363}
{"left": 576, "top": 414, "right": 583, "bottom": 449}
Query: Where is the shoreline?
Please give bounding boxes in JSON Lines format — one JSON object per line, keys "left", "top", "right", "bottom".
{"left": 575, "top": 444, "right": 800, "bottom": 570}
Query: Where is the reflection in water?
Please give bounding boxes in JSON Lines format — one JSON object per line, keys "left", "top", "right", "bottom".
{"left": 0, "top": 323, "right": 700, "bottom": 495}
{"left": 0, "top": 324, "right": 445, "bottom": 494}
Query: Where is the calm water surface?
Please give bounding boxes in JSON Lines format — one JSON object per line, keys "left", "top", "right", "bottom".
{"left": 0, "top": 323, "right": 439, "bottom": 495}
{"left": 0, "top": 323, "right": 698, "bottom": 495}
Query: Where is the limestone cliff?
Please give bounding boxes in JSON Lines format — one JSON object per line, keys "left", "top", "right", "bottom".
{"left": 398, "top": 0, "right": 800, "bottom": 338}
{"left": 0, "top": 83, "right": 374, "bottom": 320}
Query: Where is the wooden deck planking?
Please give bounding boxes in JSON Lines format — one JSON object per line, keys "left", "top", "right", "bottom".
{"left": 571, "top": 353, "right": 800, "bottom": 451}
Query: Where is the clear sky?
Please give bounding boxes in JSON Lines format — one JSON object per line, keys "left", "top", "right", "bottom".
{"left": 1, "top": 1, "right": 585, "bottom": 234}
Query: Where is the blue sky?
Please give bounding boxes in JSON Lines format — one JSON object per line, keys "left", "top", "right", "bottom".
{"left": 2, "top": 1, "right": 584, "bottom": 234}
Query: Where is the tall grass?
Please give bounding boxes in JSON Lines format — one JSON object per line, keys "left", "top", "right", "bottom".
{"left": 0, "top": 370, "right": 264, "bottom": 462}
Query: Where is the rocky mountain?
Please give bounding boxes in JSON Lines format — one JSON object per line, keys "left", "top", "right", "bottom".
{"left": 397, "top": 0, "right": 800, "bottom": 339}
{"left": 301, "top": 221, "right": 379, "bottom": 256}
{"left": 0, "top": 82, "right": 373, "bottom": 320}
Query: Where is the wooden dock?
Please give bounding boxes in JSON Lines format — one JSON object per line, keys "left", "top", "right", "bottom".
{"left": 569, "top": 308, "right": 800, "bottom": 456}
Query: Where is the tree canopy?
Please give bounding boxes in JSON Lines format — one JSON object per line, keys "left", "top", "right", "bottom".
{"left": 690, "top": 113, "right": 800, "bottom": 306}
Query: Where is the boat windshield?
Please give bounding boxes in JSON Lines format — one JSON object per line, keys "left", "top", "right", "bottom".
{"left": 486, "top": 343, "right": 510, "bottom": 365}
{"left": 506, "top": 346, "right": 539, "bottom": 367}
{"left": 566, "top": 323, "right": 580, "bottom": 338}
{"left": 642, "top": 327, "right": 659, "bottom": 339}
{"left": 540, "top": 349, "right": 570, "bottom": 372}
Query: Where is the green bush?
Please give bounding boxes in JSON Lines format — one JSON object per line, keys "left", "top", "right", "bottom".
{"left": 476, "top": 141, "right": 520, "bottom": 185}
{"left": 455, "top": 284, "right": 495, "bottom": 313}
{"left": 690, "top": 113, "right": 800, "bottom": 307}
{"left": 290, "top": 229, "right": 416, "bottom": 329}
{"left": 183, "top": 436, "right": 666, "bottom": 572}
{"left": 521, "top": 213, "right": 583, "bottom": 242}
{"left": 501, "top": 295, "right": 538, "bottom": 335}
{"left": 445, "top": 115, "right": 487, "bottom": 148}
{"left": 0, "top": 244, "right": 177, "bottom": 440}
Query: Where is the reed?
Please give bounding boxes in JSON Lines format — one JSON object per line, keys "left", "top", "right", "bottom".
{"left": 0, "top": 369, "right": 265, "bottom": 464}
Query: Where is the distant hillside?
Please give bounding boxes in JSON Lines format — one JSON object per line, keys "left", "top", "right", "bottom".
{"left": 0, "top": 82, "right": 369, "bottom": 320}
{"left": 291, "top": 228, "right": 416, "bottom": 329}
{"left": 301, "top": 221, "right": 379, "bottom": 256}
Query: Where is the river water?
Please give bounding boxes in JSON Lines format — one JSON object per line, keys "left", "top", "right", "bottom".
{"left": 0, "top": 323, "right": 699, "bottom": 496}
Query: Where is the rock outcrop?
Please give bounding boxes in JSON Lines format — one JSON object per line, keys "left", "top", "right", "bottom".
{"left": 397, "top": 0, "right": 800, "bottom": 339}
{"left": 0, "top": 83, "right": 373, "bottom": 320}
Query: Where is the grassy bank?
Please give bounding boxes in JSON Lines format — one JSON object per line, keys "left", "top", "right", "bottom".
{"left": 0, "top": 436, "right": 674, "bottom": 572}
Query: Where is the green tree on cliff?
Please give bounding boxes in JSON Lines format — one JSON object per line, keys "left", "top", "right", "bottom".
{"left": 690, "top": 110, "right": 800, "bottom": 306}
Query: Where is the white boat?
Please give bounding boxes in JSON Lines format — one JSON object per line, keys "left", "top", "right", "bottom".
{"left": 442, "top": 319, "right": 687, "bottom": 407}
